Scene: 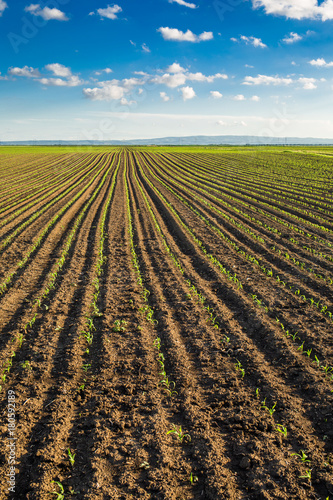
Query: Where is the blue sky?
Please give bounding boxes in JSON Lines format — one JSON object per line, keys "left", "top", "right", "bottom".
{"left": 1, "top": 0, "right": 333, "bottom": 140}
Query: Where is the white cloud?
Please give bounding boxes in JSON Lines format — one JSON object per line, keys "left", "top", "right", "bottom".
{"left": 309, "top": 57, "right": 333, "bottom": 67}
{"left": 153, "top": 72, "right": 187, "bottom": 88}
{"left": 142, "top": 43, "right": 151, "bottom": 53}
{"left": 282, "top": 32, "right": 302, "bottom": 43}
{"left": 95, "top": 68, "right": 113, "bottom": 75}
{"left": 160, "top": 92, "right": 170, "bottom": 102}
{"left": 152, "top": 65, "right": 227, "bottom": 88}
{"left": 251, "top": 95, "right": 260, "bottom": 101}
{"left": 25, "top": 4, "right": 38, "bottom": 12}
{"left": 83, "top": 83, "right": 125, "bottom": 100}
{"left": 179, "top": 86, "right": 196, "bottom": 100}
{"left": 243, "top": 73, "right": 319, "bottom": 90}
{"left": 252, "top": 0, "right": 333, "bottom": 21}
{"left": 240, "top": 35, "right": 267, "bottom": 48}
{"left": 120, "top": 97, "right": 136, "bottom": 106}
{"left": 39, "top": 75, "right": 83, "bottom": 87}
{"left": 168, "top": 0, "right": 197, "bottom": 8}
{"left": 7, "top": 62, "right": 84, "bottom": 87}
{"left": 0, "top": 0, "right": 7, "bottom": 16}
{"left": 95, "top": 5, "right": 122, "bottom": 20}
{"left": 245, "top": 64, "right": 255, "bottom": 68}
{"left": 158, "top": 27, "right": 213, "bottom": 42}
{"left": 45, "top": 63, "right": 72, "bottom": 78}
{"left": 9, "top": 66, "right": 40, "bottom": 77}
{"left": 233, "top": 94, "right": 246, "bottom": 100}
{"left": 38, "top": 64, "right": 84, "bottom": 86}
{"left": 24, "top": 4, "right": 69, "bottom": 21}
{"left": 122, "top": 77, "right": 144, "bottom": 89}
{"left": 298, "top": 77, "right": 317, "bottom": 89}
{"left": 83, "top": 76, "right": 144, "bottom": 101}
{"left": 243, "top": 74, "right": 294, "bottom": 86}
{"left": 217, "top": 120, "right": 227, "bottom": 126}
{"left": 167, "top": 63, "right": 186, "bottom": 73}
{"left": 210, "top": 91, "right": 223, "bottom": 99}
{"left": 187, "top": 72, "right": 228, "bottom": 83}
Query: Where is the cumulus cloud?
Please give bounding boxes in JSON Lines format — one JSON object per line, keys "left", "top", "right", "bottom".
{"left": 240, "top": 35, "right": 267, "bottom": 48}
{"left": 158, "top": 27, "right": 213, "bottom": 42}
{"left": 9, "top": 66, "right": 40, "bottom": 77}
{"left": 167, "top": 63, "right": 186, "bottom": 73}
{"left": 95, "top": 68, "right": 113, "bottom": 75}
{"left": 24, "top": 4, "right": 69, "bottom": 21}
{"left": 233, "top": 94, "right": 246, "bottom": 100}
{"left": 153, "top": 72, "right": 187, "bottom": 88}
{"left": 251, "top": 95, "right": 260, "bottom": 101}
{"left": 152, "top": 64, "right": 227, "bottom": 88}
{"left": 188, "top": 72, "right": 228, "bottom": 83}
{"left": 309, "top": 57, "right": 333, "bottom": 67}
{"left": 169, "top": 0, "right": 197, "bottom": 7}
{"left": 179, "top": 86, "right": 196, "bottom": 100}
{"left": 243, "top": 73, "right": 319, "bottom": 90}
{"left": 298, "top": 77, "right": 317, "bottom": 89}
{"left": 217, "top": 120, "right": 227, "bottom": 126}
{"left": 45, "top": 63, "right": 72, "bottom": 78}
{"left": 282, "top": 32, "right": 303, "bottom": 43}
{"left": 84, "top": 63, "right": 227, "bottom": 102}
{"left": 39, "top": 75, "right": 83, "bottom": 87}
{"left": 83, "top": 83, "right": 125, "bottom": 100}
{"left": 120, "top": 97, "right": 136, "bottom": 106}
{"left": 160, "top": 92, "right": 170, "bottom": 102}
{"left": 92, "top": 5, "right": 122, "bottom": 20}
{"left": 83, "top": 76, "right": 144, "bottom": 101}
{"left": 252, "top": 0, "right": 333, "bottom": 21}
{"left": 0, "top": 0, "right": 8, "bottom": 16}
{"left": 210, "top": 91, "right": 223, "bottom": 99}
{"left": 243, "top": 74, "right": 294, "bottom": 86}
{"left": 7, "top": 62, "right": 83, "bottom": 87}
{"left": 39, "top": 64, "right": 84, "bottom": 86}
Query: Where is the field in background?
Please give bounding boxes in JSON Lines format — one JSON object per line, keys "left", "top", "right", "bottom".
{"left": 0, "top": 146, "right": 332, "bottom": 499}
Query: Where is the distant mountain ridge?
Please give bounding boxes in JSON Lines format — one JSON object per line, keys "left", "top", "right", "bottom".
{"left": 2, "top": 135, "right": 333, "bottom": 146}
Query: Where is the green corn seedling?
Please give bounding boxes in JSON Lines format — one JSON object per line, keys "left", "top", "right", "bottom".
{"left": 67, "top": 448, "right": 76, "bottom": 467}
{"left": 292, "top": 450, "right": 311, "bottom": 463}
{"left": 167, "top": 425, "right": 191, "bottom": 443}
{"left": 51, "top": 481, "right": 65, "bottom": 500}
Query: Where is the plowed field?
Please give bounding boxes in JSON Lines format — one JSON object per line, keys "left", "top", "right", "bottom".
{"left": 0, "top": 146, "right": 332, "bottom": 500}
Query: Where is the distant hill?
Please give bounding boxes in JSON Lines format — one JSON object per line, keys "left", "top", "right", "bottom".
{"left": 2, "top": 135, "right": 333, "bottom": 146}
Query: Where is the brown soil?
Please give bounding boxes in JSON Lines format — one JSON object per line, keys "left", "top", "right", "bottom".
{"left": 0, "top": 149, "right": 332, "bottom": 500}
